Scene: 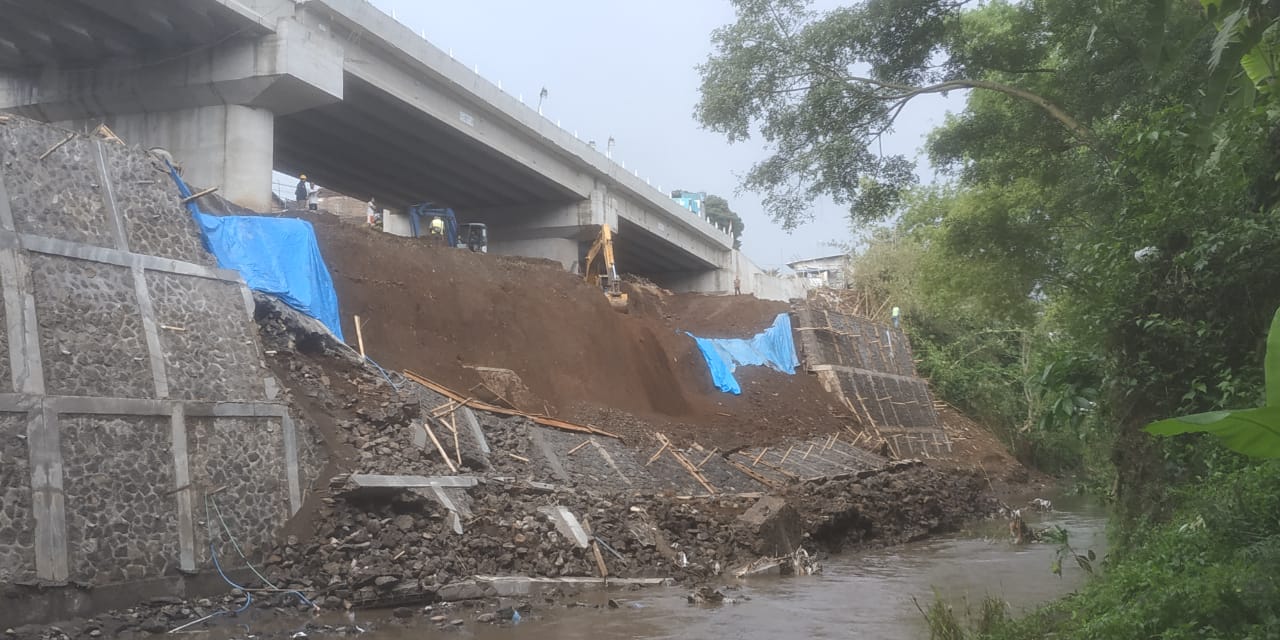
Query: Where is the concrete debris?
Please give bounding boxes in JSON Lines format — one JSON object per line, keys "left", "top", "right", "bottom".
{"left": 737, "top": 496, "right": 803, "bottom": 557}
{"left": 537, "top": 505, "right": 591, "bottom": 549}
{"left": 687, "top": 586, "right": 726, "bottom": 605}
{"left": 733, "top": 547, "right": 822, "bottom": 579}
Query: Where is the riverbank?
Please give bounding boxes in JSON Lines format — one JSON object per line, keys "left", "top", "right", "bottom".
{"left": 2, "top": 493, "right": 1093, "bottom": 640}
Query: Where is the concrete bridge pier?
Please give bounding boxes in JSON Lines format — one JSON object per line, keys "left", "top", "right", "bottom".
{"left": 99, "top": 105, "right": 276, "bottom": 208}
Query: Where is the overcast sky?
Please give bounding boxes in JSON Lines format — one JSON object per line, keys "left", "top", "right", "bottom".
{"left": 366, "top": 0, "right": 957, "bottom": 270}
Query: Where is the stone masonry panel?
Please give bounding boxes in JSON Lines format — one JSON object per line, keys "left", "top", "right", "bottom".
{"left": 0, "top": 267, "right": 9, "bottom": 388}
{"left": 146, "top": 271, "right": 265, "bottom": 401}
{"left": 31, "top": 254, "right": 153, "bottom": 398}
{"left": 0, "top": 121, "right": 116, "bottom": 248}
{"left": 188, "top": 417, "right": 288, "bottom": 566}
{"left": 0, "top": 413, "right": 34, "bottom": 583}
{"left": 294, "top": 414, "right": 328, "bottom": 502}
{"left": 105, "top": 146, "right": 216, "bottom": 266}
{"left": 59, "top": 415, "right": 178, "bottom": 584}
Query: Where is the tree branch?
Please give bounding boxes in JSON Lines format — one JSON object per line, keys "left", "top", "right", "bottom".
{"left": 844, "top": 75, "right": 1103, "bottom": 153}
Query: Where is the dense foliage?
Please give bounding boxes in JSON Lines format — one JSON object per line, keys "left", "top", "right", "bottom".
{"left": 704, "top": 194, "right": 746, "bottom": 248}
{"left": 700, "top": 0, "right": 1280, "bottom": 636}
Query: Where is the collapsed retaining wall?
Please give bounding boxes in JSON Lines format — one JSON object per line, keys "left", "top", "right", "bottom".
{"left": 792, "top": 304, "right": 952, "bottom": 458}
{"left": 0, "top": 118, "right": 322, "bottom": 623}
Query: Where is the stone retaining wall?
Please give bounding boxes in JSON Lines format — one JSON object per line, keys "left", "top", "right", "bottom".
{"left": 0, "top": 117, "right": 321, "bottom": 602}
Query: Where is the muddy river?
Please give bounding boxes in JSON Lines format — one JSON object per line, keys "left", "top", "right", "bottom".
{"left": 200, "top": 496, "right": 1106, "bottom": 640}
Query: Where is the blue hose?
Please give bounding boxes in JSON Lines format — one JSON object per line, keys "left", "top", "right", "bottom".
{"left": 211, "top": 543, "right": 254, "bottom": 615}
{"left": 364, "top": 355, "right": 402, "bottom": 390}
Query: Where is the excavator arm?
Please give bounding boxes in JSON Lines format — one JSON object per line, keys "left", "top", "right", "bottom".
{"left": 584, "top": 224, "right": 628, "bottom": 312}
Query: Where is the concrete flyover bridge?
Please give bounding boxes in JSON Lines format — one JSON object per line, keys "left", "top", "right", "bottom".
{"left": 0, "top": 0, "right": 771, "bottom": 294}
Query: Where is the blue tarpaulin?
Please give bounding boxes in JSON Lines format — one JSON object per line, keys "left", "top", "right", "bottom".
{"left": 168, "top": 169, "right": 345, "bottom": 341}
{"left": 688, "top": 312, "right": 799, "bottom": 394}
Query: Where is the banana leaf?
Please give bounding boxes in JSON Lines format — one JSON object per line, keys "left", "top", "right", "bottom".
{"left": 1146, "top": 407, "right": 1280, "bottom": 458}
{"left": 1144, "top": 307, "right": 1280, "bottom": 458}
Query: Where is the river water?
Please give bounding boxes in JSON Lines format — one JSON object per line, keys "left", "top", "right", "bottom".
{"left": 263, "top": 495, "right": 1106, "bottom": 640}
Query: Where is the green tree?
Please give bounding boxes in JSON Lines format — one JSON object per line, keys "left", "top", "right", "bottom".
{"left": 695, "top": 0, "right": 1102, "bottom": 229}
{"left": 704, "top": 194, "right": 745, "bottom": 248}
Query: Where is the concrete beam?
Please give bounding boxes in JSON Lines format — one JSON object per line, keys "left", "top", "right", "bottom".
{"left": 299, "top": 0, "right": 593, "bottom": 199}
{"left": 0, "top": 18, "right": 342, "bottom": 121}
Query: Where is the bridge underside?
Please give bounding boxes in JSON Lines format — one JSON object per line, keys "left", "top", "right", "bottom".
{"left": 0, "top": 0, "right": 265, "bottom": 67}
{"left": 276, "top": 75, "right": 717, "bottom": 278}
{"left": 274, "top": 75, "right": 574, "bottom": 210}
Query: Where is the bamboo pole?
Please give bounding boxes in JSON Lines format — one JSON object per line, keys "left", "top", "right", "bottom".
{"left": 354, "top": 315, "right": 367, "bottom": 357}
{"left": 751, "top": 447, "right": 769, "bottom": 466}
{"left": 581, "top": 517, "right": 609, "bottom": 579}
{"left": 403, "top": 370, "right": 619, "bottom": 438}
{"left": 421, "top": 420, "right": 457, "bottom": 473}
{"left": 450, "top": 412, "right": 462, "bottom": 467}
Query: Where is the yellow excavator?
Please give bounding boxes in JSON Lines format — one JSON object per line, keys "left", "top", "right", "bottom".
{"left": 584, "top": 224, "right": 628, "bottom": 312}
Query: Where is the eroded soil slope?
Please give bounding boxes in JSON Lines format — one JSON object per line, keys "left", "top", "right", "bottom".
{"left": 304, "top": 213, "right": 849, "bottom": 449}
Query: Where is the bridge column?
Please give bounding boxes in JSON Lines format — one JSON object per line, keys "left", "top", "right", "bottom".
{"left": 101, "top": 105, "right": 275, "bottom": 210}
{"left": 457, "top": 197, "right": 606, "bottom": 271}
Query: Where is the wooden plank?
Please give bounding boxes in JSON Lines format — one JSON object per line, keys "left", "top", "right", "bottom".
{"left": 567, "top": 439, "right": 592, "bottom": 456}
{"left": 180, "top": 185, "right": 219, "bottom": 204}
{"left": 581, "top": 517, "right": 609, "bottom": 579}
{"left": 752, "top": 457, "right": 801, "bottom": 480}
{"left": 654, "top": 433, "right": 716, "bottom": 495}
{"left": 751, "top": 447, "right": 769, "bottom": 466}
{"left": 645, "top": 441, "right": 669, "bottom": 466}
{"left": 696, "top": 448, "right": 719, "bottom": 469}
{"left": 38, "top": 132, "right": 75, "bottom": 160}
{"left": 404, "top": 370, "right": 619, "bottom": 439}
{"left": 421, "top": 420, "right": 457, "bottom": 473}
{"left": 354, "top": 315, "right": 366, "bottom": 357}
{"left": 779, "top": 445, "right": 796, "bottom": 464}
{"left": 450, "top": 412, "right": 462, "bottom": 467}
{"left": 727, "top": 459, "right": 781, "bottom": 489}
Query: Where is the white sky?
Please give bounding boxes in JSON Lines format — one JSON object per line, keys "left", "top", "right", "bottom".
{"left": 360, "top": 0, "right": 958, "bottom": 269}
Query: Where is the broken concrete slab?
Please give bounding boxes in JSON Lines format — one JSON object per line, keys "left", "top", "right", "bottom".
{"left": 460, "top": 407, "right": 489, "bottom": 454}
{"left": 738, "top": 496, "right": 803, "bottom": 557}
{"left": 537, "top": 505, "right": 589, "bottom": 548}
{"left": 472, "top": 576, "right": 670, "bottom": 598}
{"left": 344, "top": 473, "right": 480, "bottom": 492}
{"left": 436, "top": 580, "right": 496, "bottom": 602}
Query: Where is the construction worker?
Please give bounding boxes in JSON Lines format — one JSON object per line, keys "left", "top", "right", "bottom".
{"left": 429, "top": 215, "right": 445, "bottom": 247}
{"left": 366, "top": 198, "right": 379, "bottom": 227}
{"left": 734, "top": 276, "right": 741, "bottom": 296}
{"left": 306, "top": 180, "right": 320, "bottom": 211}
{"left": 294, "top": 175, "right": 309, "bottom": 209}
{"left": 892, "top": 306, "right": 901, "bottom": 328}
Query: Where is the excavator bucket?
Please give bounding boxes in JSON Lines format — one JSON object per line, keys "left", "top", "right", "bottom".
{"left": 607, "top": 292, "right": 629, "bottom": 313}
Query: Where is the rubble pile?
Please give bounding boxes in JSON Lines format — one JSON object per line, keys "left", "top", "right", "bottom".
{"left": 260, "top": 483, "right": 770, "bottom": 607}
{"left": 250, "top": 298, "right": 1000, "bottom": 610}
{"left": 791, "top": 462, "right": 1000, "bottom": 551}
